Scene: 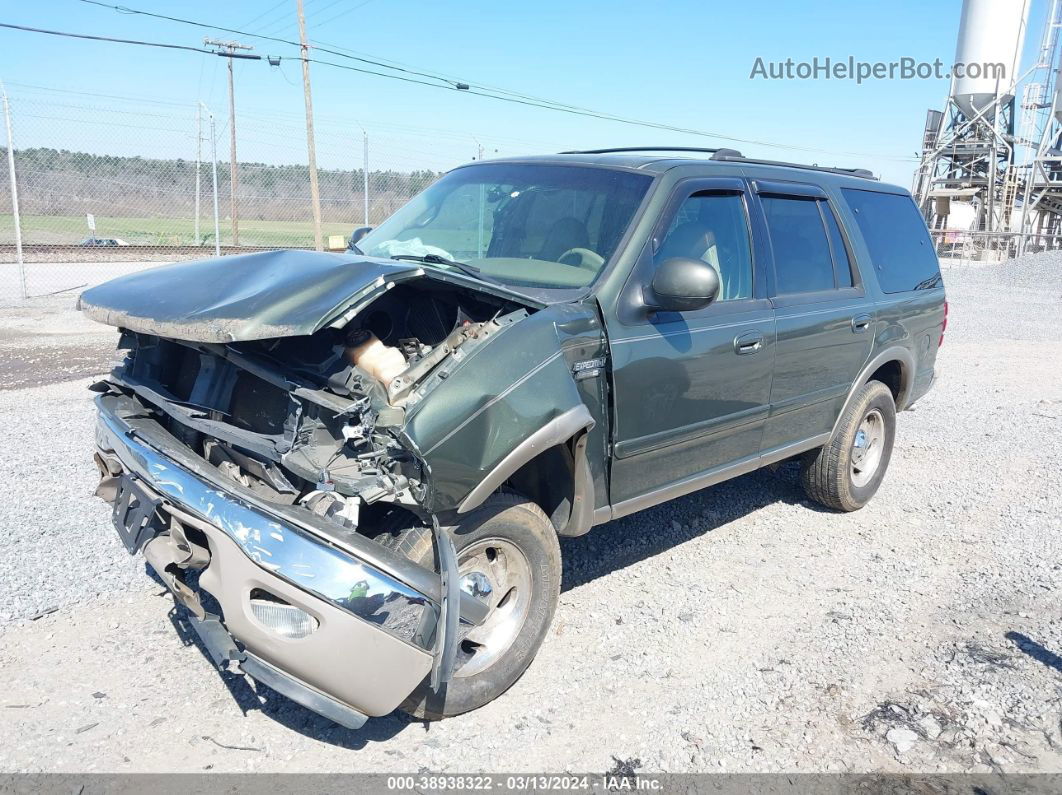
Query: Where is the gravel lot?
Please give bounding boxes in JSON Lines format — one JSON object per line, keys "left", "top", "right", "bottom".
{"left": 0, "top": 255, "right": 1059, "bottom": 773}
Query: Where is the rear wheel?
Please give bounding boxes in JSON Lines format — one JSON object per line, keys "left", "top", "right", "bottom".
{"left": 801, "top": 380, "right": 896, "bottom": 511}
{"left": 375, "top": 493, "right": 561, "bottom": 720}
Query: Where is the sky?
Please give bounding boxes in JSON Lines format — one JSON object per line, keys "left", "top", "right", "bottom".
{"left": 0, "top": 0, "right": 1050, "bottom": 186}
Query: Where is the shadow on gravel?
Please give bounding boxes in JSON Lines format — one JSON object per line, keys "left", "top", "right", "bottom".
{"left": 160, "top": 576, "right": 410, "bottom": 749}
{"left": 560, "top": 461, "right": 819, "bottom": 592}
{"left": 1006, "top": 631, "right": 1062, "bottom": 674}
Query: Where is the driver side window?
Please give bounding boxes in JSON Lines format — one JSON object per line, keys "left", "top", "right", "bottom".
{"left": 656, "top": 192, "right": 753, "bottom": 301}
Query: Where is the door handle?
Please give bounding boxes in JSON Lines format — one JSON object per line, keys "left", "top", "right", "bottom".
{"left": 734, "top": 331, "right": 764, "bottom": 355}
{"left": 851, "top": 314, "right": 872, "bottom": 333}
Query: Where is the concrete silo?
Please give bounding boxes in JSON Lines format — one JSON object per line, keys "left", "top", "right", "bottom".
{"left": 951, "top": 0, "right": 1028, "bottom": 120}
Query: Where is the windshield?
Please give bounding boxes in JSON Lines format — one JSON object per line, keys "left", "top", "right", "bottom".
{"left": 356, "top": 163, "right": 652, "bottom": 289}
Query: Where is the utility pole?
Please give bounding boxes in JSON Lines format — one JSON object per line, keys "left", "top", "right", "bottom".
{"left": 362, "top": 129, "right": 369, "bottom": 226}
{"left": 1, "top": 80, "right": 25, "bottom": 300}
{"left": 204, "top": 38, "right": 254, "bottom": 247}
{"left": 472, "top": 138, "right": 484, "bottom": 256}
{"left": 194, "top": 105, "right": 202, "bottom": 246}
{"left": 201, "top": 102, "right": 221, "bottom": 257}
{"left": 296, "top": 0, "right": 324, "bottom": 251}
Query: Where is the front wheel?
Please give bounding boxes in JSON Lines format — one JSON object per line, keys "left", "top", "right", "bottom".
{"left": 801, "top": 380, "right": 896, "bottom": 512}
{"left": 375, "top": 493, "right": 561, "bottom": 720}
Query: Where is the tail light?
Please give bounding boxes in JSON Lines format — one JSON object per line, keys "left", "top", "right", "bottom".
{"left": 939, "top": 300, "right": 948, "bottom": 348}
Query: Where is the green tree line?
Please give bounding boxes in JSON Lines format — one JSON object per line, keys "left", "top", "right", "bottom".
{"left": 3, "top": 147, "right": 442, "bottom": 223}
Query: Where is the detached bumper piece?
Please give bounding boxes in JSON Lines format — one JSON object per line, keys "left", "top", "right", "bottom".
{"left": 185, "top": 612, "right": 368, "bottom": 730}
{"left": 91, "top": 394, "right": 480, "bottom": 724}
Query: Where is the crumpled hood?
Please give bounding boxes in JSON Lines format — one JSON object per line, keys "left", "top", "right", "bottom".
{"left": 78, "top": 249, "right": 538, "bottom": 343}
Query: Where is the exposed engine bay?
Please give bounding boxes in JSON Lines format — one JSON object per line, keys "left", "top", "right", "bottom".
{"left": 95, "top": 281, "right": 529, "bottom": 535}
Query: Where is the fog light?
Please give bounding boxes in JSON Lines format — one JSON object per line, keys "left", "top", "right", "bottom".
{"left": 249, "top": 598, "right": 318, "bottom": 639}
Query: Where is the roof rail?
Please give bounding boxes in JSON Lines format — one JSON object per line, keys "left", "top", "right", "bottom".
{"left": 708, "top": 153, "right": 878, "bottom": 180}
{"left": 559, "top": 146, "right": 745, "bottom": 158}
{"left": 557, "top": 146, "right": 877, "bottom": 180}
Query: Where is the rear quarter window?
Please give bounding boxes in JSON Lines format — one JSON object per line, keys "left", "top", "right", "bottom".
{"left": 841, "top": 188, "right": 941, "bottom": 293}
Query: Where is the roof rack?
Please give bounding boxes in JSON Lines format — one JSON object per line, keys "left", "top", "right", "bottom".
{"left": 557, "top": 146, "right": 877, "bottom": 180}
{"left": 710, "top": 153, "right": 878, "bottom": 180}
{"left": 559, "top": 146, "right": 745, "bottom": 158}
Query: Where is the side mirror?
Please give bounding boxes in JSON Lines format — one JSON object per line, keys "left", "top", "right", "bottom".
{"left": 348, "top": 226, "right": 373, "bottom": 249}
{"left": 647, "top": 257, "right": 720, "bottom": 313}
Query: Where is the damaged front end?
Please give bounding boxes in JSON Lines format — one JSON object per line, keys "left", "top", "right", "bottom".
{"left": 79, "top": 250, "right": 565, "bottom": 724}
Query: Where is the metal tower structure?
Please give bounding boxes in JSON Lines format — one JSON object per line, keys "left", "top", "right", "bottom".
{"left": 915, "top": 0, "right": 1031, "bottom": 235}
{"left": 1018, "top": 0, "right": 1062, "bottom": 249}
{"left": 915, "top": 93, "right": 1017, "bottom": 233}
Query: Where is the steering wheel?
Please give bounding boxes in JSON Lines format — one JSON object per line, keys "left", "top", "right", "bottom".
{"left": 557, "top": 247, "right": 605, "bottom": 270}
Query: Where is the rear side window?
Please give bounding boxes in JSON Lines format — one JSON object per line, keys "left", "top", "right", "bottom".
{"left": 761, "top": 196, "right": 835, "bottom": 293}
{"left": 841, "top": 189, "right": 941, "bottom": 293}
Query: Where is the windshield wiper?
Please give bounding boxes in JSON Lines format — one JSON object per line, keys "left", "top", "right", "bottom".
{"left": 390, "top": 253, "right": 481, "bottom": 279}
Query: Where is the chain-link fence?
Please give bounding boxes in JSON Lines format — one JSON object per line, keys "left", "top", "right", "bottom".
{"left": 1, "top": 86, "right": 551, "bottom": 303}
{"left": 929, "top": 230, "right": 1021, "bottom": 266}
{"left": 928, "top": 228, "right": 1062, "bottom": 265}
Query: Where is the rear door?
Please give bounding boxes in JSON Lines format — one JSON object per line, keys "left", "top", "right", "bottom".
{"left": 751, "top": 180, "right": 874, "bottom": 452}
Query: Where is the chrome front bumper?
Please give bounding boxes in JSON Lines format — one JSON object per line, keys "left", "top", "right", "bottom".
{"left": 92, "top": 393, "right": 478, "bottom": 721}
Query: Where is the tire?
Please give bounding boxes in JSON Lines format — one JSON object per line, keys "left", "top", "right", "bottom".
{"left": 801, "top": 380, "right": 896, "bottom": 512}
{"left": 375, "top": 493, "right": 561, "bottom": 720}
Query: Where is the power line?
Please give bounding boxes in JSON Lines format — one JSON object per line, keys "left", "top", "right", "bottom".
{"left": 255, "top": 0, "right": 341, "bottom": 37}
{"left": 3, "top": 82, "right": 574, "bottom": 150}
{"left": 6, "top": 15, "right": 916, "bottom": 162}
{"left": 240, "top": 0, "right": 290, "bottom": 31}
{"left": 305, "top": 52, "right": 918, "bottom": 161}
{"left": 74, "top": 1, "right": 474, "bottom": 89}
{"left": 310, "top": 35, "right": 603, "bottom": 116}
{"left": 68, "top": 0, "right": 914, "bottom": 161}
{"left": 310, "top": 0, "right": 378, "bottom": 29}
{"left": 15, "top": 112, "right": 196, "bottom": 135}
{"left": 15, "top": 99, "right": 200, "bottom": 121}
{"left": 74, "top": 0, "right": 622, "bottom": 115}
{"left": 0, "top": 21, "right": 256, "bottom": 57}
{"left": 305, "top": 0, "right": 350, "bottom": 20}
{"left": 254, "top": 13, "right": 298, "bottom": 38}
{"left": 97, "top": 2, "right": 918, "bottom": 161}
{"left": 68, "top": 0, "right": 916, "bottom": 162}
{"left": 5, "top": 81, "right": 203, "bottom": 108}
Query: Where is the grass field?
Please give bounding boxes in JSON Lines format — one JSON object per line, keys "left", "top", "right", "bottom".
{"left": 0, "top": 214, "right": 356, "bottom": 248}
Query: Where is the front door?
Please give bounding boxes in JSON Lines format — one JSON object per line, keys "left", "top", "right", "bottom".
{"left": 606, "top": 178, "right": 776, "bottom": 511}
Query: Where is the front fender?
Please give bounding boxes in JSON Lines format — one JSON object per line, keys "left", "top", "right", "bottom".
{"left": 457, "top": 404, "right": 594, "bottom": 514}
{"left": 401, "top": 307, "right": 597, "bottom": 514}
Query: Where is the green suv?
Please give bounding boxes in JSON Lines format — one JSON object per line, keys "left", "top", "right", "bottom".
{"left": 80, "top": 147, "right": 946, "bottom": 727}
